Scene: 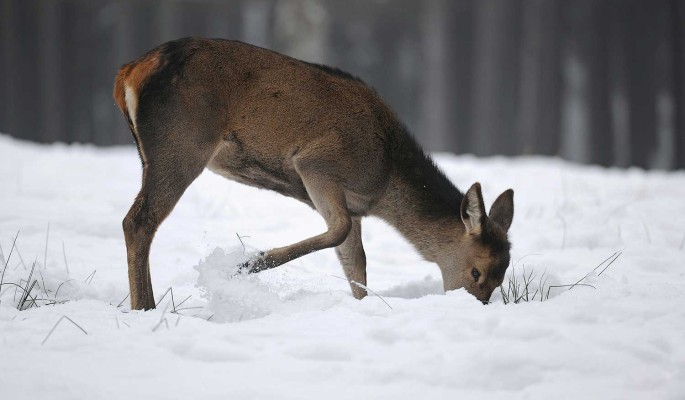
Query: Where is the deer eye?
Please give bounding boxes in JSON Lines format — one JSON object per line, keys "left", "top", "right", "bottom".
{"left": 471, "top": 268, "right": 481, "bottom": 281}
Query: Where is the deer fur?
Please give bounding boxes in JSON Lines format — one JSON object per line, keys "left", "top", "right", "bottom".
{"left": 113, "top": 38, "right": 514, "bottom": 310}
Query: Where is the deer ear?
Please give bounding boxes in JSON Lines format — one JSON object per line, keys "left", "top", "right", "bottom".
{"left": 461, "top": 182, "right": 486, "bottom": 234}
{"left": 489, "top": 189, "right": 514, "bottom": 232}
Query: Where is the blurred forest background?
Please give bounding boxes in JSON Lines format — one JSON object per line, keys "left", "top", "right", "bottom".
{"left": 1, "top": 0, "right": 684, "bottom": 169}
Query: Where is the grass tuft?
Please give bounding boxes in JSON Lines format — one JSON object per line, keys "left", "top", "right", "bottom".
{"left": 500, "top": 250, "right": 623, "bottom": 304}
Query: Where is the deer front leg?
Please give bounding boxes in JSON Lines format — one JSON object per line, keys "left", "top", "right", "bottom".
{"left": 335, "top": 217, "right": 368, "bottom": 299}
{"left": 244, "top": 171, "right": 352, "bottom": 273}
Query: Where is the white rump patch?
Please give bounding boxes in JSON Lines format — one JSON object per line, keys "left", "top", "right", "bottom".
{"left": 124, "top": 83, "right": 138, "bottom": 132}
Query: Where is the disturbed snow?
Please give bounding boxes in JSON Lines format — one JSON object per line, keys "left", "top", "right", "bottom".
{"left": 0, "top": 134, "right": 684, "bottom": 399}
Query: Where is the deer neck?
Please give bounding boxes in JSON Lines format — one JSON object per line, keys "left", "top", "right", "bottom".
{"left": 372, "top": 172, "right": 466, "bottom": 265}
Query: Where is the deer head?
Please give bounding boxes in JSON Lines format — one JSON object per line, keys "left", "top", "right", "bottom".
{"left": 440, "top": 183, "right": 514, "bottom": 303}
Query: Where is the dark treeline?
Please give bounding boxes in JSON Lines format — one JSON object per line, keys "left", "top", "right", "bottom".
{"left": 1, "top": 0, "right": 684, "bottom": 169}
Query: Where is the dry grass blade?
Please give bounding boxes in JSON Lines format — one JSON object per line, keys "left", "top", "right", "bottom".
{"left": 43, "top": 222, "right": 50, "bottom": 271}
{"left": 41, "top": 315, "right": 88, "bottom": 345}
{"left": 117, "top": 293, "right": 130, "bottom": 308}
{"left": 84, "top": 269, "right": 97, "bottom": 285}
{"left": 152, "top": 303, "right": 170, "bottom": 332}
{"left": 331, "top": 275, "right": 392, "bottom": 310}
{"left": 38, "top": 270, "right": 49, "bottom": 297}
{"left": 546, "top": 283, "right": 596, "bottom": 300}
{"left": 155, "top": 287, "right": 176, "bottom": 311}
{"left": 18, "top": 260, "right": 37, "bottom": 311}
{"left": 235, "top": 232, "right": 250, "bottom": 253}
{"left": 0, "top": 231, "right": 20, "bottom": 298}
{"left": 54, "top": 279, "right": 74, "bottom": 301}
{"left": 14, "top": 243, "right": 27, "bottom": 270}
{"left": 598, "top": 252, "right": 623, "bottom": 276}
{"left": 1, "top": 282, "right": 39, "bottom": 306}
{"left": 62, "top": 241, "right": 70, "bottom": 275}
{"left": 175, "top": 295, "right": 192, "bottom": 309}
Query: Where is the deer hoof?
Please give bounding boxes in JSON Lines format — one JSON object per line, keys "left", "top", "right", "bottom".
{"left": 237, "top": 251, "right": 268, "bottom": 274}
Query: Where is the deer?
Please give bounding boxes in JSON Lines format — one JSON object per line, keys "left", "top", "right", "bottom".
{"left": 113, "top": 38, "right": 514, "bottom": 311}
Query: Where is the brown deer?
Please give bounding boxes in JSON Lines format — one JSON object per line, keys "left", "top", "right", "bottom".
{"left": 113, "top": 38, "right": 514, "bottom": 310}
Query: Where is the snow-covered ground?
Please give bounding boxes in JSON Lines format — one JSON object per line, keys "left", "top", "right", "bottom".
{"left": 0, "top": 133, "right": 684, "bottom": 399}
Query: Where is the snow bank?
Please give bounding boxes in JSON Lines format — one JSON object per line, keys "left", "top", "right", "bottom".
{"left": 1, "top": 134, "right": 684, "bottom": 399}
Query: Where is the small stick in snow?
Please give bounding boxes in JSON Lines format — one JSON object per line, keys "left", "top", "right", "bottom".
{"left": 331, "top": 275, "right": 392, "bottom": 310}
{"left": 679, "top": 233, "right": 685, "bottom": 251}
{"left": 41, "top": 315, "right": 88, "bottom": 345}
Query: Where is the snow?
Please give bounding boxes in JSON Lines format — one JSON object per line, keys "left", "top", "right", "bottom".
{"left": 1, "top": 133, "right": 684, "bottom": 399}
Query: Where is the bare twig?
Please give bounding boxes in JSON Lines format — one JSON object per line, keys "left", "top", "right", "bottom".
{"left": 41, "top": 315, "right": 88, "bottom": 345}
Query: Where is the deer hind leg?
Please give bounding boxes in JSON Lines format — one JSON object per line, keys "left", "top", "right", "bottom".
{"left": 246, "top": 167, "right": 352, "bottom": 273}
{"left": 335, "top": 217, "right": 368, "bottom": 299}
{"left": 123, "top": 137, "right": 217, "bottom": 310}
